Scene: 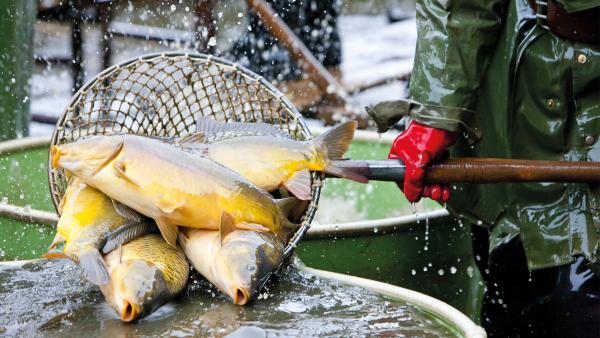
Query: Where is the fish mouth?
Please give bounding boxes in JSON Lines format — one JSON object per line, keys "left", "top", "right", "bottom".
{"left": 50, "top": 145, "right": 66, "bottom": 169}
{"left": 232, "top": 286, "right": 250, "bottom": 306}
{"left": 120, "top": 299, "right": 140, "bottom": 322}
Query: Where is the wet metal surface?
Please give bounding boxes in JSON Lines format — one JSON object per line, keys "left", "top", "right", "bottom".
{"left": 0, "top": 259, "right": 455, "bottom": 337}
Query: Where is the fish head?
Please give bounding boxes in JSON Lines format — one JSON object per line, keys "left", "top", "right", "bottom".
{"left": 51, "top": 135, "right": 124, "bottom": 179}
{"left": 216, "top": 231, "right": 284, "bottom": 305}
{"left": 101, "top": 259, "right": 169, "bottom": 322}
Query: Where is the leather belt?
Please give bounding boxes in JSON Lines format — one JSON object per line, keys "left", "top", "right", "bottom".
{"left": 527, "top": 0, "right": 600, "bottom": 44}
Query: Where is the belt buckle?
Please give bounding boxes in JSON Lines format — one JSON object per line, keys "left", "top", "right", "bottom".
{"left": 535, "top": 0, "right": 550, "bottom": 30}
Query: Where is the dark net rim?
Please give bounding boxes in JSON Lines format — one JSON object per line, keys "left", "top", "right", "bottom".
{"left": 47, "top": 51, "right": 322, "bottom": 258}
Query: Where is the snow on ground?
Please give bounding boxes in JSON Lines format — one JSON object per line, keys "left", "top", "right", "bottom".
{"left": 340, "top": 15, "right": 415, "bottom": 88}
{"left": 29, "top": 15, "right": 416, "bottom": 136}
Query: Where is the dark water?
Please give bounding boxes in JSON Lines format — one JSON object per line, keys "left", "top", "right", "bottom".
{"left": 0, "top": 259, "right": 456, "bottom": 337}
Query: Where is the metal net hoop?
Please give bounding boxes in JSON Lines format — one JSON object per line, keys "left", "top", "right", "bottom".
{"left": 48, "top": 52, "right": 322, "bottom": 257}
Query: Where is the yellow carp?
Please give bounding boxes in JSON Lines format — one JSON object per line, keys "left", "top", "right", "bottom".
{"left": 178, "top": 226, "right": 284, "bottom": 305}
{"left": 101, "top": 233, "right": 189, "bottom": 322}
{"left": 190, "top": 118, "right": 366, "bottom": 200}
{"left": 51, "top": 134, "right": 300, "bottom": 247}
{"left": 44, "top": 177, "right": 152, "bottom": 285}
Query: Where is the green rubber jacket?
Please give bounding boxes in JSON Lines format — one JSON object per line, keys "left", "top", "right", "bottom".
{"left": 368, "top": 0, "right": 600, "bottom": 270}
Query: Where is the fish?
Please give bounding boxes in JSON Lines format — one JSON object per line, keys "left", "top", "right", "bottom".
{"left": 101, "top": 233, "right": 189, "bottom": 322}
{"left": 178, "top": 224, "right": 285, "bottom": 305}
{"left": 43, "top": 176, "right": 154, "bottom": 285}
{"left": 186, "top": 117, "right": 367, "bottom": 200}
{"left": 50, "top": 134, "right": 301, "bottom": 247}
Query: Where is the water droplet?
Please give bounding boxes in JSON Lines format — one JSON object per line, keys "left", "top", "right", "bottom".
{"left": 438, "top": 269, "right": 444, "bottom": 276}
{"left": 450, "top": 266, "right": 457, "bottom": 274}
{"left": 411, "top": 269, "right": 416, "bottom": 275}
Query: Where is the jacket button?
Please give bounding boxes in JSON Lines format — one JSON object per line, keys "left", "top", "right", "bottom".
{"left": 585, "top": 135, "right": 595, "bottom": 145}
{"left": 578, "top": 54, "right": 588, "bottom": 64}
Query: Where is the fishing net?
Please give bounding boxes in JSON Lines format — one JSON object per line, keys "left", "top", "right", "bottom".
{"left": 48, "top": 52, "right": 322, "bottom": 258}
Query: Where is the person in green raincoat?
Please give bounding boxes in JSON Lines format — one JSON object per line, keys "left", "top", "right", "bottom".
{"left": 368, "top": 1, "right": 600, "bottom": 337}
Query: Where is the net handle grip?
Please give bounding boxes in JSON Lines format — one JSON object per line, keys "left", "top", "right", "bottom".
{"left": 329, "top": 158, "right": 600, "bottom": 183}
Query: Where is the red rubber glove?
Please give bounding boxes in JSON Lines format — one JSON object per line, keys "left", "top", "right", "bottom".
{"left": 389, "top": 121, "right": 459, "bottom": 203}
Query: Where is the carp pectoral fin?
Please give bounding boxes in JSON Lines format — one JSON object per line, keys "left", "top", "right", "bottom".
{"left": 283, "top": 169, "right": 312, "bottom": 201}
{"left": 219, "top": 211, "right": 236, "bottom": 244}
{"left": 235, "top": 222, "right": 270, "bottom": 233}
{"left": 156, "top": 197, "right": 185, "bottom": 214}
{"left": 113, "top": 160, "right": 141, "bottom": 187}
{"left": 111, "top": 199, "right": 143, "bottom": 222}
{"left": 57, "top": 194, "right": 67, "bottom": 214}
{"left": 43, "top": 249, "right": 70, "bottom": 260}
{"left": 156, "top": 217, "right": 178, "bottom": 247}
{"left": 48, "top": 232, "right": 66, "bottom": 250}
{"left": 177, "top": 231, "right": 189, "bottom": 247}
{"left": 93, "top": 137, "right": 124, "bottom": 175}
{"left": 78, "top": 250, "right": 110, "bottom": 286}
{"left": 101, "top": 221, "right": 157, "bottom": 254}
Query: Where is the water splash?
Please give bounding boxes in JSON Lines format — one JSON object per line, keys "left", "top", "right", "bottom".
{"left": 0, "top": 259, "right": 456, "bottom": 337}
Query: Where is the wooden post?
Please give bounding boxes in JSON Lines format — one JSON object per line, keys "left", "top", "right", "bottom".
{"left": 246, "top": 0, "right": 369, "bottom": 126}
{"left": 194, "top": 0, "right": 217, "bottom": 54}
{"left": 70, "top": 1, "right": 84, "bottom": 92}
{"left": 98, "top": 1, "right": 113, "bottom": 70}
{"left": 0, "top": 0, "right": 36, "bottom": 140}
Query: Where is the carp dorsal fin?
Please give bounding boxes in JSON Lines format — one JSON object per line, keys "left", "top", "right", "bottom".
{"left": 101, "top": 220, "right": 156, "bottom": 254}
{"left": 195, "top": 115, "right": 291, "bottom": 142}
{"left": 156, "top": 217, "right": 178, "bottom": 247}
{"left": 176, "top": 132, "right": 206, "bottom": 147}
{"left": 112, "top": 199, "right": 143, "bottom": 222}
{"left": 219, "top": 211, "right": 236, "bottom": 244}
{"left": 283, "top": 169, "right": 312, "bottom": 201}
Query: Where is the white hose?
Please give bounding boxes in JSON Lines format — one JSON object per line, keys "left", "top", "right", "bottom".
{"left": 0, "top": 136, "right": 50, "bottom": 153}
{"left": 0, "top": 203, "right": 58, "bottom": 225}
{"left": 306, "top": 208, "right": 450, "bottom": 237}
{"left": 0, "top": 201, "right": 450, "bottom": 237}
{"left": 302, "top": 265, "right": 487, "bottom": 338}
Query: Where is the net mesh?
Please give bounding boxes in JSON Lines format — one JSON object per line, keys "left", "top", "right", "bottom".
{"left": 48, "top": 52, "right": 321, "bottom": 257}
